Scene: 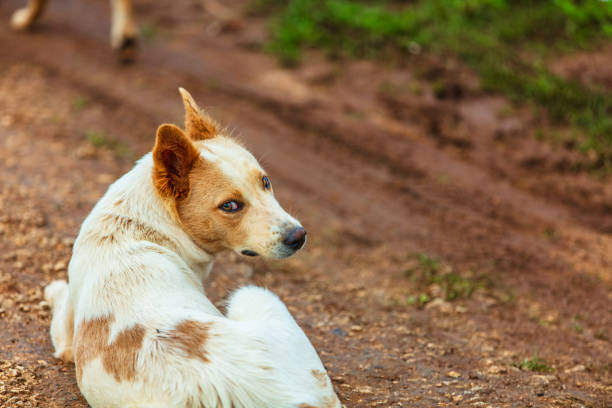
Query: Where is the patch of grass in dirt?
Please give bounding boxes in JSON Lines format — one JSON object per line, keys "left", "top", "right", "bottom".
{"left": 594, "top": 328, "right": 608, "bottom": 341}
{"left": 514, "top": 355, "right": 554, "bottom": 372}
{"left": 254, "top": 0, "right": 612, "bottom": 168}
{"left": 140, "top": 23, "right": 158, "bottom": 41}
{"left": 71, "top": 95, "right": 90, "bottom": 111}
{"left": 404, "top": 253, "right": 490, "bottom": 307}
{"left": 572, "top": 317, "right": 584, "bottom": 333}
{"left": 85, "top": 130, "right": 131, "bottom": 158}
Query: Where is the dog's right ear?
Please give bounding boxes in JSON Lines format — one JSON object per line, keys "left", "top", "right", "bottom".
{"left": 152, "top": 124, "right": 200, "bottom": 200}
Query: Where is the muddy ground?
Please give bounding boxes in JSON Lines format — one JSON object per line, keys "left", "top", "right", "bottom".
{"left": 0, "top": 0, "right": 610, "bottom": 407}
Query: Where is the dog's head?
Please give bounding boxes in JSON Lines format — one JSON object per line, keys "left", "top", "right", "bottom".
{"left": 151, "top": 88, "right": 305, "bottom": 259}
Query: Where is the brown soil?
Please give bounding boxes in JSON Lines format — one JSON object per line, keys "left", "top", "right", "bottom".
{"left": 0, "top": 0, "right": 610, "bottom": 407}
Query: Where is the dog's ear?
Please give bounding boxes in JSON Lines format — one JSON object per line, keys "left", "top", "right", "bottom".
{"left": 152, "top": 124, "right": 200, "bottom": 200}
{"left": 178, "top": 87, "right": 217, "bottom": 141}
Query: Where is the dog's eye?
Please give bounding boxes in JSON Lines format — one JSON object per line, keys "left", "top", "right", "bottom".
{"left": 262, "top": 176, "right": 271, "bottom": 190}
{"left": 219, "top": 200, "right": 242, "bottom": 213}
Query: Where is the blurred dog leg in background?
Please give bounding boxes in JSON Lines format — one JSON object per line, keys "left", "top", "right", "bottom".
{"left": 109, "top": 0, "right": 138, "bottom": 60}
{"left": 9, "top": 0, "right": 243, "bottom": 61}
{"left": 10, "top": 0, "right": 46, "bottom": 31}
{"left": 10, "top": 0, "right": 137, "bottom": 61}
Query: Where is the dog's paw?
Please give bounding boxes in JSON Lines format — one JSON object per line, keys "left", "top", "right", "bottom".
{"left": 53, "top": 346, "right": 74, "bottom": 362}
{"left": 10, "top": 8, "right": 37, "bottom": 30}
{"left": 116, "top": 36, "right": 138, "bottom": 64}
{"left": 44, "top": 280, "right": 68, "bottom": 309}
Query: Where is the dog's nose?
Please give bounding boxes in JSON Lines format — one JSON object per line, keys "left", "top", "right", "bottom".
{"left": 283, "top": 227, "right": 306, "bottom": 251}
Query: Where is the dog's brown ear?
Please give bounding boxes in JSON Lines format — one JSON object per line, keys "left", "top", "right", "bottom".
{"left": 178, "top": 87, "right": 217, "bottom": 141}
{"left": 152, "top": 124, "right": 200, "bottom": 200}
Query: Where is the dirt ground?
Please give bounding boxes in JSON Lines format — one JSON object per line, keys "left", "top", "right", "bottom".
{"left": 0, "top": 0, "right": 610, "bottom": 407}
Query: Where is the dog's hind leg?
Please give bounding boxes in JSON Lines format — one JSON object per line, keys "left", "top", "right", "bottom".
{"left": 226, "top": 285, "right": 291, "bottom": 323}
{"left": 226, "top": 286, "right": 342, "bottom": 408}
{"left": 10, "top": 0, "right": 47, "bottom": 30}
{"left": 109, "top": 0, "right": 138, "bottom": 62}
{"left": 44, "top": 280, "right": 75, "bottom": 362}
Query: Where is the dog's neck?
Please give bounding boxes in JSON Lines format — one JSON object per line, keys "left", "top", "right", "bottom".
{"left": 99, "top": 153, "right": 216, "bottom": 276}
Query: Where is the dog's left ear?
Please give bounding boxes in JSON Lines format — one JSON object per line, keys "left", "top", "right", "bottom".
{"left": 178, "top": 87, "right": 217, "bottom": 141}
{"left": 152, "top": 124, "right": 200, "bottom": 200}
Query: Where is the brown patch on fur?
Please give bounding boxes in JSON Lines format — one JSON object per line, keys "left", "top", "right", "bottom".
{"left": 102, "top": 324, "right": 146, "bottom": 382}
{"left": 93, "top": 213, "right": 176, "bottom": 250}
{"left": 75, "top": 316, "right": 146, "bottom": 384}
{"left": 152, "top": 124, "right": 200, "bottom": 200}
{"left": 97, "top": 233, "right": 117, "bottom": 245}
{"left": 311, "top": 369, "right": 328, "bottom": 388}
{"left": 161, "top": 320, "right": 211, "bottom": 363}
{"left": 75, "top": 316, "right": 111, "bottom": 384}
{"left": 114, "top": 198, "right": 124, "bottom": 206}
{"left": 177, "top": 156, "right": 248, "bottom": 254}
{"left": 301, "top": 397, "right": 339, "bottom": 408}
{"left": 179, "top": 88, "right": 218, "bottom": 140}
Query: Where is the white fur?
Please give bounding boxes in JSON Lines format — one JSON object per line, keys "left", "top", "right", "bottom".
{"left": 46, "top": 152, "right": 341, "bottom": 408}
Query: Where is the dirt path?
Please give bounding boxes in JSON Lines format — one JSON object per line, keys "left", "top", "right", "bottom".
{"left": 0, "top": 0, "right": 610, "bottom": 407}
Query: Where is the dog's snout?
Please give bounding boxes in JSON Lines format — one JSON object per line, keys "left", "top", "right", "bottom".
{"left": 282, "top": 227, "right": 306, "bottom": 251}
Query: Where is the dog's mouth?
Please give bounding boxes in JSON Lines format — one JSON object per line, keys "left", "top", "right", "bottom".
{"left": 241, "top": 250, "right": 259, "bottom": 257}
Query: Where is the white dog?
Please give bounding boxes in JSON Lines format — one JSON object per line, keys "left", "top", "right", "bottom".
{"left": 44, "top": 88, "right": 342, "bottom": 408}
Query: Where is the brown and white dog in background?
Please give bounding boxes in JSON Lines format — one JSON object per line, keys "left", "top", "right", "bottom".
{"left": 11, "top": 0, "right": 137, "bottom": 60}
{"left": 10, "top": 0, "right": 238, "bottom": 61}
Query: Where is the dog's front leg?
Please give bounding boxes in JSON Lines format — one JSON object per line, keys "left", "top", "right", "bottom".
{"left": 109, "top": 0, "right": 137, "bottom": 61}
{"left": 10, "top": 0, "right": 47, "bottom": 30}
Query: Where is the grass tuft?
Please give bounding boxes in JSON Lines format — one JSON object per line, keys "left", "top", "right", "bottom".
{"left": 71, "top": 95, "right": 90, "bottom": 111}
{"left": 514, "top": 355, "right": 554, "bottom": 372}
{"left": 85, "top": 130, "right": 131, "bottom": 158}
{"left": 404, "top": 253, "right": 489, "bottom": 306}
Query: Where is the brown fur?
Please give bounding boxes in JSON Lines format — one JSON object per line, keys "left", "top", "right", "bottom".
{"left": 179, "top": 88, "right": 218, "bottom": 141}
{"left": 75, "top": 316, "right": 146, "bottom": 384}
{"left": 176, "top": 156, "right": 249, "bottom": 254}
{"left": 299, "top": 397, "right": 338, "bottom": 408}
{"left": 152, "top": 124, "right": 200, "bottom": 200}
{"left": 103, "top": 214, "right": 175, "bottom": 247}
{"left": 87, "top": 213, "right": 178, "bottom": 253}
{"left": 311, "top": 369, "right": 328, "bottom": 388}
{"left": 162, "top": 320, "right": 211, "bottom": 363}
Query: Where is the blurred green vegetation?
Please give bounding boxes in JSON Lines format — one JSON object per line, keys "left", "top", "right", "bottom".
{"left": 514, "top": 355, "right": 554, "bottom": 372}
{"left": 404, "top": 253, "right": 490, "bottom": 306}
{"left": 253, "top": 0, "right": 612, "bottom": 168}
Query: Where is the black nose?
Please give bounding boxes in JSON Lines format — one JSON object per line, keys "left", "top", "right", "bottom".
{"left": 283, "top": 227, "right": 306, "bottom": 251}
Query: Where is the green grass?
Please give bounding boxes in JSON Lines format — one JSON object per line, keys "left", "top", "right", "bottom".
{"left": 140, "top": 22, "right": 160, "bottom": 42}
{"left": 404, "top": 253, "right": 488, "bottom": 306}
{"left": 514, "top": 355, "right": 554, "bottom": 372}
{"left": 85, "top": 130, "right": 131, "bottom": 158}
{"left": 71, "top": 95, "right": 90, "bottom": 111}
{"left": 255, "top": 0, "right": 612, "bottom": 168}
